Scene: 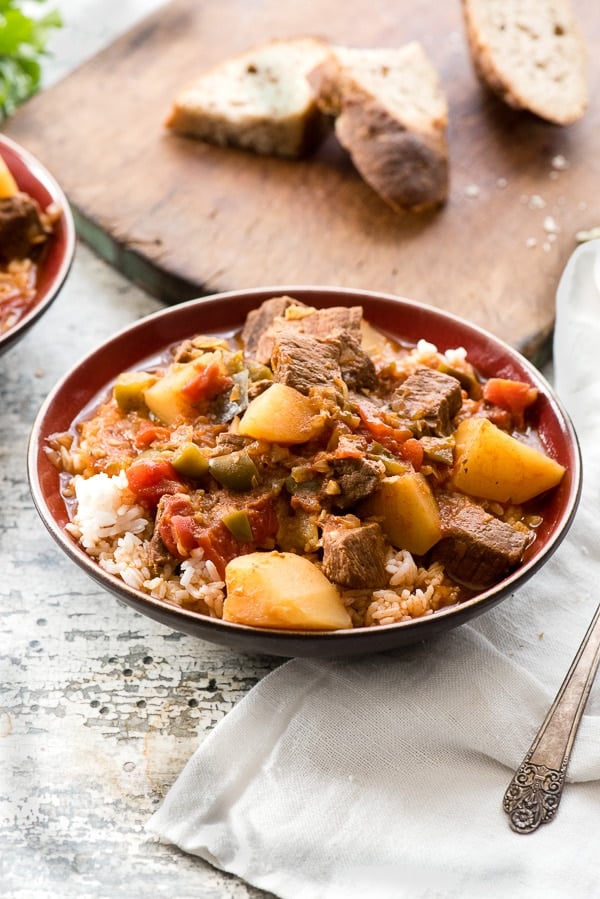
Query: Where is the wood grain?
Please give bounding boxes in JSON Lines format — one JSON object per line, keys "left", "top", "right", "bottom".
{"left": 4, "top": 0, "right": 600, "bottom": 359}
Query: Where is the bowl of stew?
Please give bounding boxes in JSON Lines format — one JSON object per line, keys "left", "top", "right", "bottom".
{"left": 28, "top": 286, "right": 581, "bottom": 657}
{"left": 0, "top": 133, "right": 76, "bottom": 355}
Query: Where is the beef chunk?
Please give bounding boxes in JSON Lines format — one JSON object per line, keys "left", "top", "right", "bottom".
{"left": 242, "top": 295, "right": 305, "bottom": 363}
{"left": 391, "top": 368, "right": 462, "bottom": 436}
{"left": 431, "top": 493, "right": 530, "bottom": 589}
{"left": 0, "top": 193, "right": 50, "bottom": 262}
{"left": 294, "top": 305, "right": 363, "bottom": 338}
{"left": 247, "top": 378, "right": 273, "bottom": 400}
{"left": 322, "top": 520, "right": 388, "bottom": 588}
{"left": 271, "top": 332, "right": 343, "bottom": 394}
{"left": 325, "top": 456, "right": 384, "bottom": 510}
{"left": 271, "top": 326, "right": 377, "bottom": 396}
{"left": 215, "top": 432, "right": 254, "bottom": 452}
{"left": 338, "top": 332, "right": 378, "bottom": 391}
{"left": 242, "top": 297, "right": 364, "bottom": 364}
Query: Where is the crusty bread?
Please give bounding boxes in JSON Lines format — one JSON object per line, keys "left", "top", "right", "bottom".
{"left": 166, "top": 37, "right": 330, "bottom": 158}
{"left": 462, "top": 0, "right": 587, "bottom": 125}
{"left": 308, "top": 43, "right": 449, "bottom": 213}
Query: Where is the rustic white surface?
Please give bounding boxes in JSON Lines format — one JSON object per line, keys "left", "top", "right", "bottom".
{"left": 1, "top": 3, "right": 278, "bottom": 897}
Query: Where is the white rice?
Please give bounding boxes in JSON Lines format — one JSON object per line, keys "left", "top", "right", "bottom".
{"left": 385, "top": 339, "right": 470, "bottom": 382}
{"left": 66, "top": 471, "right": 148, "bottom": 551}
{"left": 386, "top": 549, "right": 419, "bottom": 587}
{"left": 367, "top": 554, "right": 458, "bottom": 626}
{"left": 67, "top": 471, "right": 226, "bottom": 616}
{"left": 66, "top": 468, "right": 460, "bottom": 626}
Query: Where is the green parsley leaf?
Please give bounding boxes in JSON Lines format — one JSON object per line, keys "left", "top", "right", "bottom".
{"left": 0, "top": 1, "right": 62, "bottom": 120}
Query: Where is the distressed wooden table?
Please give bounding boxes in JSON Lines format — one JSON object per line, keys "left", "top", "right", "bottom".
{"left": 1, "top": 236, "right": 281, "bottom": 899}
{"left": 1, "top": 3, "right": 278, "bottom": 896}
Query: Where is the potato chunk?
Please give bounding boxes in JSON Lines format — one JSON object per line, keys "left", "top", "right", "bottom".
{"left": 223, "top": 551, "right": 352, "bottom": 630}
{"left": 144, "top": 353, "right": 229, "bottom": 424}
{"left": 144, "top": 361, "right": 199, "bottom": 423}
{"left": 359, "top": 472, "right": 441, "bottom": 555}
{"left": 0, "top": 156, "right": 18, "bottom": 198}
{"left": 452, "top": 418, "right": 565, "bottom": 504}
{"left": 238, "top": 383, "right": 326, "bottom": 443}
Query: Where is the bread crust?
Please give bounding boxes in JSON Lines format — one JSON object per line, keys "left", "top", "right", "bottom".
{"left": 462, "top": 0, "right": 587, "bottom": 125}
{"left": 309, "top": 44, "right": 449, "bottom": 212}
{"left": 335, "top": 99, "right": 448, "bottom": 213}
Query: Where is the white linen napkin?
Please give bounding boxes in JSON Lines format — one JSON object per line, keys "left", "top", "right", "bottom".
{"left": 147, "top": 241, "right": 600, "bottom": 899}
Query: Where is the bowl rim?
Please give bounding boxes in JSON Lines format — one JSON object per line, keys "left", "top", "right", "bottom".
{"left": 0, "top": 133, "right": 76, "bottom": 354}
{"left": 27, "top": 285, "right": 583, "bottom": 654}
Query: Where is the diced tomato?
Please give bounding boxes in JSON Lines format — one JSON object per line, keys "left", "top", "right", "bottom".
{"left": 483, "top": 378, "right": 538, "bottom": 428}
{"left": 484, "top": 406, "right": 513, "bottom": 430}
{"left": 202, "top": 495, "right": 280, "bottom": 576}
{"left": 156, "top": 494, "right": 198, "bottom": 556}
{"left": 134, "top": 422, "right": 172, "bottom": 449}
{"left": 181, "top": 361, "right": 233, "bottom": 405}
{"left": 398, "top": 437, "right": 424, "bottom": 469}
{"left": 165, "top": 514, "right": 200, "bottom": 556}
{"left": 355, "top": 400, "right": 422, "bottom": 467}
{"left": 333, "top": 446, "right": 364, "bottom": 459}
{"left": 159, "top": 492, "right": 280, "bottom": 575}
{"left": 245, "top": 494, "right": 280, "bottom": 545}
{"left": 333, "top": 444, "right": 364, "bottom": 460}
{"left": 195, "top": 526, "right": 242, "bottom": 578}
{"left": 126, "top": 456, "right": 185, "bottom": 506}
{"left": 356, "top": 400, "right": 412, "bottom": 445}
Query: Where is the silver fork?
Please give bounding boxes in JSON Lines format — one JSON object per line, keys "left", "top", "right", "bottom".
{"left": 503, "top": 603, "right": 600, "bottom": 833}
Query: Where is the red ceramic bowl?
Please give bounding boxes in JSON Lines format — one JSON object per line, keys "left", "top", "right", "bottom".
{"left": 0, "top": 133, "right": 76, "bottom": 355}
{"left": 27, "top": 287, "right": 581, "bottom": 657}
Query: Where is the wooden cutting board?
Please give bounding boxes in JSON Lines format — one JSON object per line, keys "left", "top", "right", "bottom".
{"left": 4, "top": 0, "right": 599, "bottom": 361}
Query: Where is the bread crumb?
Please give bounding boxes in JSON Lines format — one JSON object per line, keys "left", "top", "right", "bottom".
{"left": 525, "top": 237, "right": 537, "bottom": 248}
{"left": 551, "top": 154, "right": 569, "bottom": 171}
{"left": 543, "top": 241, "right": 552, "bottom": 252}
{"left": 528, "top": 195, "right": 545, "bottom": 210}
{"left": 576, "top": 226, "right": 600, "bottom": 243}
{"left": 538, "top": 632, "right": 544, "bottom": 640}
{"left": 543, "top": 215, "right": 560, "bottom": 234}
{"left": 464, "top": 184, "right": 480, "bottom": 198}
{"left": 496, "top": 177, "right": 508, "bottom": 189}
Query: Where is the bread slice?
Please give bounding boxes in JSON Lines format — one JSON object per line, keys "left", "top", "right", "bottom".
{"left": 308, "top": 43, "right": 449, "bottom": 213}
{"left": 166, "top": 37, "right": 330, "bottom": 158}
{"left": 462, "top": 0, "right": 587, "bottom": 125}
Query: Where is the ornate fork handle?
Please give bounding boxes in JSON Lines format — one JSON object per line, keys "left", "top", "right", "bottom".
{"left": 503, "top": 603, "right": 600, "bottom": 834}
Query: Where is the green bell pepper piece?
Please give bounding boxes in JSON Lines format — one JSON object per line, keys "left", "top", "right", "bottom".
{"left": 221, "top": 509, "right": 253, "bottom": 542}
{"left": 171, "top": 443, "right": 210, "bottom": 479}
{"left": 209, "top": 450, "right": 259, "bottom": 491}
